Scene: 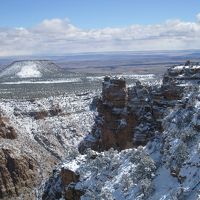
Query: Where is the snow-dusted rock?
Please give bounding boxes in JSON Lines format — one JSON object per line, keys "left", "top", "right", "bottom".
{"left": 41, "top": 89, "right": 200, "bottom": 200}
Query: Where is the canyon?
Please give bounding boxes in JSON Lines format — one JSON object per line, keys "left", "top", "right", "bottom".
{"left": 0, "top": 61, "right": 200, "bottom": 199}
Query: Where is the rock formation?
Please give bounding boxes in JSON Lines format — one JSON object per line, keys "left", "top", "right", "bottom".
{"left": 61, "top": 168, "right": 83, "bottom": 200}
{"left": 42, "top": 162, "right": 84, "bottom": 200}
{"left": 0, "top": 115, "right": 17, "bottom": 139}
{"left": 79, "top": 62, "right": 199, "bottom": 152}
{"left": 43, "top": 62, "right": 200, "bottom": 200}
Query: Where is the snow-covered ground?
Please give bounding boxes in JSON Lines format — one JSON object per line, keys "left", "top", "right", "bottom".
{"left": 0, "top": 90, "right": 100, "bottom": 193}
{"left": 42, "top": 90, "right": 200, "bottom": 200}
{"left": 0, "top": 78, "right": 82, "bottom": 84}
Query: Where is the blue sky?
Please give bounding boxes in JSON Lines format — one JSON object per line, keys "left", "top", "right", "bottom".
{"left": 0, "top": 0, "right": 200, "bottom": 28}
{"left": 0, "top": 0, "right": 200, "bottom": 56}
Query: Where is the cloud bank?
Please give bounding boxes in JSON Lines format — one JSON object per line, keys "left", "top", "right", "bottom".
{"left": 1, "top": 14, "right": 200, "bottom": 56}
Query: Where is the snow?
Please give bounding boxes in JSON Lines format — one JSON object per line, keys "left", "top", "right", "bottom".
{"left": 172, "top": 65, "right": 200, "bottom": 73}
{"left": 150, "top": 167, "right": 179, "bottom": 200}
{"left": 16, "top": 64, "right": 42, "bottom": 78}
{"left": 87, "top": 76, "right": 104, "bottom": 81}
{"left": 87, "top": 74, "right": 155, "bottom": 82}
{"left": 119, "top": 74, "right": 155, "bottom": 80}
{"left": 62, "top": 155, "right": 86, "bottom": 171}
{"left": 173, "top": 65, "right": 184, "bottom": 70}
{"left": 118, "top": 119, "right": 127, "bottom": 128}
{"left": 0, "top": 78, "right": 82, "bottom": 84}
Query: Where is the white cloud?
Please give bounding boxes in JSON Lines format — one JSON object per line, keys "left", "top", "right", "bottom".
{"left": 197, "top": 13, "right": 200, "bottom": 22}
{"left": 1, "top": 15, "right": 200, "bottom": 56}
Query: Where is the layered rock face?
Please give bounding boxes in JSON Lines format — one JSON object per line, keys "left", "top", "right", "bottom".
{"left": 80, "top": 62, "right": 199, "bottom": 152}
{"left": 97, "top": 77, "right": 134, "bottom": 150}
{"left": 0, "top": 114, "right": 39, "bottom": 199}
{"left": 0, "top": 147, "right": 38, "bottom": 199}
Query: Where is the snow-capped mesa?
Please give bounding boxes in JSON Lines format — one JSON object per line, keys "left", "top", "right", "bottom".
{"left": 0, "top": 60, "right": 71, "bottom": 81}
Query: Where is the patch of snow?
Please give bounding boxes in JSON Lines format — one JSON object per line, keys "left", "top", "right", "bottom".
{"left": 0, "top": 78, "right": 82, "bottom": 84}
{"left": 16, "top": 64, "right": 42, "bottom": 78}
{"left": 62, "top": 155, "right": 86, "bottom": 171}
{"left": 86, "top": 76, "right": 104, "bottom": 81}
{"left": 173, "top": 65, "right": 184, "bottom": 70}
{"left": 150, "top": 167, "right": 179, "bottom": 200}
{"left": 119, "top": 74, "right": 155, "bottom": 80}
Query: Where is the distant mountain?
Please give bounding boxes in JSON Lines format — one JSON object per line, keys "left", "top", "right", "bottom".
{"left": 0, "top": 60, "right": 72, "bottom": 81}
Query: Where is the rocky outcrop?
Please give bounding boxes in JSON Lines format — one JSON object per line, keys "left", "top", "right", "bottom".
{"left": 0, "top": 116, "right": 17, "bottom": 139}
{"left": 97, "top": 77, "right": 134, "bottom": 150}
{"left": 65, "top": 186, "right": 84, "bottom": 200}
{"left": 0, "top": 147, "right": 38, "bottom": 199}
{"left": 61, "top": 168, "right": 80, "bottom": 186}
{"left": 60, "top": 168, "right": 83, "bottom": 200}
{"left": 79, "top": 77, "right": 156, "bottom": 151}
{"left": 42, "top": 166, "right": 83, "bottom": 200}
{"left": 102, "top": 76, "right": 127, "bottom": 108}
{"left": 79, "top": 62, "right": 198, "bottom": 152}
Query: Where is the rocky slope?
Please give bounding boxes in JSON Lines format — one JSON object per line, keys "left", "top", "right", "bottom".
{"left": 42, "top": 62, "right": 200, "bottom": 200}
{"left": 0, "top": 91, "right": 98, "bottom": 199}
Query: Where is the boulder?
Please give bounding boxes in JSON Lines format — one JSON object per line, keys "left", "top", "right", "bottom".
{"left": 60, "top": 168, "right": 80, "bottom": 186}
